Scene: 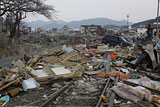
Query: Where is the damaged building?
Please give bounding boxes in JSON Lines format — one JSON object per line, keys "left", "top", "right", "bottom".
{"left": 147, "top": 23, "right": 160, "bottom": 40}
{"left": 80, "top": 25, "right": 103, "bottom": 36}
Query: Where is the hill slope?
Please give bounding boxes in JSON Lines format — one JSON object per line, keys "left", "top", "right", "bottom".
{"left": 25, "top": 18, "right": 133, "bottom": 29}
{"left": 132, "top": 17, "right": 160, "bottom": 28}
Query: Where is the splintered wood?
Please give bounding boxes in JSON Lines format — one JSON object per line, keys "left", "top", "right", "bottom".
{"left": 0, "top": 77, "right": 22, "bottom": 91}
{"left": 42, "top": 56, "right": 60, "bottom": 64}
{"left": 59, "top": 51, "right": 91, "bottom": 67}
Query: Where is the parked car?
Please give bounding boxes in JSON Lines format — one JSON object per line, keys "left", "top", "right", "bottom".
{"left": 102, "top": 35, "right": 134, "bottom": 46}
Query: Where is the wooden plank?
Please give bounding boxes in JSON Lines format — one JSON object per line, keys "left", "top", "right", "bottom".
{"left": 59, "top": 51, "right": 74, "bottom": 59}
{"left": 0, "top": 77, "right": 22, "bottom": 91}
{"left": 138, "top": 70, "right": 160, "bottom": 80}
{"left": 116, "top": 55, "right": 127, "bottom": 59}
{"left": 116, "top": 63, "right": 128, "bottom": 67}
{"left": 61, "top": 53, "right": 79, "bottom": 63}
{"left": 60, "top": 72, "right": 83, "bottom": 78}
{"left": 85, "top": 71, "right": 102, "bottom": 75}
{"left": 108, "top": 75, "right": 120, "bottom": 107}
{"left": 9, "top": 88, "right": 21, "bottom": 97}
{"left": 106, "top": 55, "right": 111, "bottom": 72}
{"left": 96, "top": 78, "right": 111, "bottom": 107}
{"left": 40, "top": 81, "right": 72, "bottom": 107}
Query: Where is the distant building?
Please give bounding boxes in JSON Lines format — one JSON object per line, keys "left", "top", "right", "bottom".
{"left": 63, "top": 25, "right": 69, "bottom": 35}
{"left": 80, "top": 25, "right": 103, "bottom": 36}
{"left": 103, "top": 27, "right": 121, "bottom": 35}
{"left": 59, "top": 25, "right": 70, "bottom": 36}
{"left": 129, "top": 29, "right": 137, "bottom": 35}
{"left": 69, "top": 28, "right": 81, "bottom": 35}
{"left": 137, "top": 27, "right": 147, "bottom": 37}
{"left": 46, "top": 28, "right": 58, "bottom": 34}
{"left": 36, "top": 27, "right": 46, "bottom": 34}
{"left": 21, "top": 26, "right": 32, "bottom": 35}
{"left": 51, "top": 28, "right": 58, "bottom": 32}
{"left": 147, "top": 23, "right": 160, "bottom": 40}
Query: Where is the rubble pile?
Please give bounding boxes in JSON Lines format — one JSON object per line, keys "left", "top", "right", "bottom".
{"left": 21, "top": 34, "right": 102, "bottom": 47}
{"left": 0, "top": 45, "right": 33, "bottom": 59}
{"left": 0, "top": 41, "right": 160, "bottom": 107}
{"left": 22, "top": 34, "right": 56, "bottom": 46}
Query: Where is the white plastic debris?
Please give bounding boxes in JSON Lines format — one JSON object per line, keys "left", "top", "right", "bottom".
{"left": 51, "top": 67, "right": 71, "bottom": 75}
{"left": 62, "top": 45, "right": 73, "bottom": 52}
{"left": 121, "top": 68, "right": 129, "bottom": 74}
{"left": 35, "top": 69, "right": 49, "bottom": 78}
{"left": 115, "top": 60, "right": 123, "bottom": 64}
{"left": 22, "top": 78, "right": 40, "bottom": 91}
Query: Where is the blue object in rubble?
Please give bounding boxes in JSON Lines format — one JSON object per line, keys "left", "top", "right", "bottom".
{"left": 0, "top": 95, "right": 10, "bottom": 103}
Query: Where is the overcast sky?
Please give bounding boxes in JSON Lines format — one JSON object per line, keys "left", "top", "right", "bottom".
{"left": 25, "top": 0, "right": 158, "bottom": 23}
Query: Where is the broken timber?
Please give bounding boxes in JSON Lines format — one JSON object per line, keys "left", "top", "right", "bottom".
{"left": 138, "top": 70, "right": 160, "bottom": 80}
{"left": 96, "top": 55, "right": 111, "bottom": 107}
{"left": 0, "top": 77, "right": 22, "bottom": 91}
{"left": 116, "top": 63, "right": 128, "bottom": 67}
{"left": 108, "top": 75, "right": 120, "bottom": 107}
{"left": 40, "top": 81, "right": 72, "bottom": 107}
{"left": 96, "top": 78, "right": 111, "bottom": 107}
{"left": 106, "top": 55, "right": 111, "bottom": 72}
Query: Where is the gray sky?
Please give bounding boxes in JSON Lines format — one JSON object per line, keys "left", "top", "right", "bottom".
{"left": 25, "top": 0, "right": 158, "bottom": 23}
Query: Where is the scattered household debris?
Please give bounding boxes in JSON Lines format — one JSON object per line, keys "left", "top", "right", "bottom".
{"left": 0, "top": 39, "right": 160, "bottom": 107}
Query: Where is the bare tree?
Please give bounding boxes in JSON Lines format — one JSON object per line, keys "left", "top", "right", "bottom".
{"left": 1, "top": 0, "right": 56, "bottom": 38}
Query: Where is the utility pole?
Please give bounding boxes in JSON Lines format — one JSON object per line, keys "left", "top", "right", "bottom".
{"left": 127, "top": 14, "right": 130, "bottom": 31}
{"left": 156, "top": 0, "right": 160, "bottom": 40}
{"left": 0, "top": 2, "right": 3, "bottom": 49}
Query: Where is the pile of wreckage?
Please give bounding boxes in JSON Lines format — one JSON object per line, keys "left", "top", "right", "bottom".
{"left": 0, "top": 40, "right": 160, "bottom": 107}
{"left": 21, "top": 34, "right": 102, "bottom": 47}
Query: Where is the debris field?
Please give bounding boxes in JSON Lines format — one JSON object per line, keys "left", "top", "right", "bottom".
{"left": 0, "top": 36, "right": 160, "bottom": 107}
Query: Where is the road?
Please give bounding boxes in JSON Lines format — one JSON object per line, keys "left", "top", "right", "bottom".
{"left": 0, "top": 45, "right": 47, "bottom": 68}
